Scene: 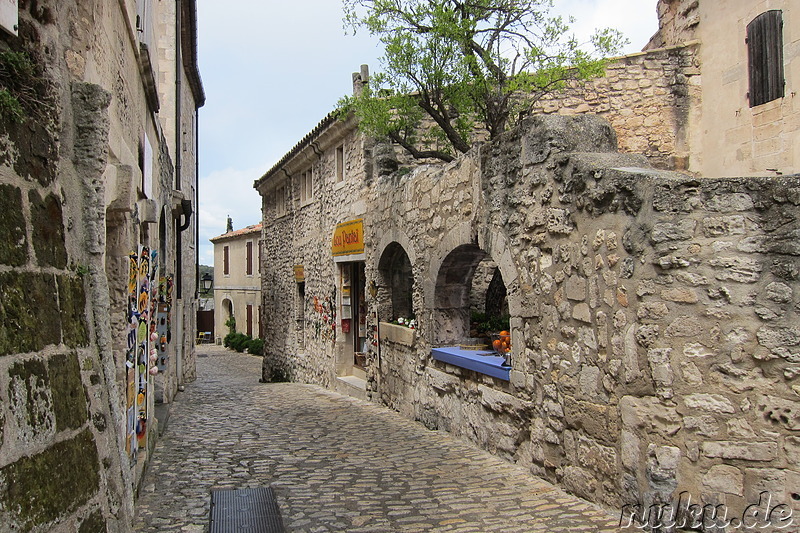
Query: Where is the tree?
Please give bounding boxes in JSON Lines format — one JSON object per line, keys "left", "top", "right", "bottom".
{"left": 338, "top": 0, "right": 627, "bottom": 162}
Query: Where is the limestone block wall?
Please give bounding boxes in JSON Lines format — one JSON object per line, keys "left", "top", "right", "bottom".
{"left": 258, "top": 119, "right": 371, "bottom": 384}
{"left": 531, "top": 44, "right": 700, "bottom": 173}
{"left": 364, "top": 114, "right": 799, "bottom": 517}
{"left": 0, "top": 10, "right": 134, "bottom": 532}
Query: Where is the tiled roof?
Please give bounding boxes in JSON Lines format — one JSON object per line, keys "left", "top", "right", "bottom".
{"left": 209, "top": 223, "right": 262, "bottom": 243}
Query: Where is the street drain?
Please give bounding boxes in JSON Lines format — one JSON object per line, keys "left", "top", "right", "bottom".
{"left": 209, "top": 487, "right": 284, "bottom": 532}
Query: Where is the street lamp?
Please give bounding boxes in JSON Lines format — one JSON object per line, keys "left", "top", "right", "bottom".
{"left": 200, "top": 273, "right": 213, "bottom": 292}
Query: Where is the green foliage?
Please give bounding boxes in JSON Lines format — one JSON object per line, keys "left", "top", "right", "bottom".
{"left": 223, "top": 331, "right": 264, "bottom": 355}
{"left": 0, "top": 88, "right": 24, "bottom": 123}
{"left": 247, "top": 338, "right": 264, "bottom": 356}
{"left": 470, "top": 312, "right": 510, "bottom": 334}
{"left": 0, "top": 51, "right": 48, "bottom": 123}
{"left": 224, "top": 316, "right": 236, "bottom": 335}
{"left": 340, "top": 0, "right": 627, "bottom": 161}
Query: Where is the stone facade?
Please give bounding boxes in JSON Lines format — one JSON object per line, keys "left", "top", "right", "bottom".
{"left": 0, "top": 1, "right": 203, "bottom": 530}
{"left": 211, "top": 223, "right": 263, "bottom": 341}
{"left": 257, "top": 111, "right": 799, "bottom": 521}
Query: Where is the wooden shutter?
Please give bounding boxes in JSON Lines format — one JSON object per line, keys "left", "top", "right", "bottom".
{"left": 747, "top": 10, "right": 784, "bottom": 107}
{"left": 246, "top": 305, "right": 253, "bottom": 337}
{"left": 223, "top": 245, "right": 229, "bottom": 275}
{"left": 246, "top": 241, "right": 253, "bottom": 275}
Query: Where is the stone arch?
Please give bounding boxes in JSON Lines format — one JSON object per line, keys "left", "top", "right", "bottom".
{"left": 377, "top": 242, "right": 414, "bottom": 321}
{"left": 429, "top": 223, "right": 521, "bottom": 345}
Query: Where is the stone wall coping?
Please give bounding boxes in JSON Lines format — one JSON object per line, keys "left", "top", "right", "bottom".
{"left": 379, "top": 321, "right": 416, "bottom": 346}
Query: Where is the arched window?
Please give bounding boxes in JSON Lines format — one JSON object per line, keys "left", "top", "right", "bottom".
{"left": 377, "top": 242, "right": 414, "bottom": 321}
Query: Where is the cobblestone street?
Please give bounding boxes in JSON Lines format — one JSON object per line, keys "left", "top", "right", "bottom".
{"left": 134, "top": 345, "right": 622, "bottom": 532}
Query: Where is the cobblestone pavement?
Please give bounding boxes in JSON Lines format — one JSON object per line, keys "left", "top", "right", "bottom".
{"left": 134, "top": 345, "right": 623, "bottom": 532}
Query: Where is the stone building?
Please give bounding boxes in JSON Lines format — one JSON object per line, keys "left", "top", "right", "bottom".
{"left": 0, "top": 0, "right": 203, "bottom": 530}
{"left": 210, "top": 221, "right": 263, "bottom": 342}
{"left": 534, "top": 0, "right": 799, "bottom": 178}
{"left": 255, "top": 0, "right": 798, "bottom": 524}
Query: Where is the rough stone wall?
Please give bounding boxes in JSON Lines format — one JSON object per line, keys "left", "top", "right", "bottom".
{"left": 646, "top": 0, "right": 701, "bottom": 49}
{"left": 259, "top": 123, "right": 370, "bottom": 384}
{"left": 362, "top": 114, "right": 799, "bottom": 518}
{"left": 531, "top": 45, "right": 700, "bottom": 173}
{"left": 0, "top": 5, "right": 134, "bottom": 530}
{"left": 0, "top": 0, "right": 200, "bottom": 529}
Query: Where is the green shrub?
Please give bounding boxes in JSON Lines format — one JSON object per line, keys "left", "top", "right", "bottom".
{"left": 230, "top": 333, "right": 250, "bottom": 352}
{"left": 470, "top": 312, "right": 510, "bottom": 334}
{"left": 247, "top": 338, "right": 264, "bottom": 356}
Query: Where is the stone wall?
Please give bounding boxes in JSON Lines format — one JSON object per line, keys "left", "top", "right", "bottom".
{"left": 258, "top": 117, "right": 372, "bottom": 384}
{"left": 0, "top": 8, "right": 133, "bottom": 530}
{"left": 531, "top": 44, "right": 699, "bottom": 173}
{"left": 0, "top": 1, "right": 201, "bottom": 530}
{"left": 362, "top": 114, "right": 799, "bottom": 519}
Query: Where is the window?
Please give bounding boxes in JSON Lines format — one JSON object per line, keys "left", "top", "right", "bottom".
{"left": 336, "top": 144, "right": 344, "bottom": 182}
{"left": 223, "top": 245, "right": 230, "bottom": 276}
{"left": 300, "top": 169, "right": 314, "bottom": 204}
{"left": 246, "top": 241, "right": 253, "bottom": 276}
{"left": 275, "top": 186, "right": 286, "bottom": 218}
{"left": 747, "top": 10, "right": 784, "bottom": 107}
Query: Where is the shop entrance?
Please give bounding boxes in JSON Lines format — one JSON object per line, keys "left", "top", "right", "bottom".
{"left": 341, "top": 261, "right": 367, "bottom": 371}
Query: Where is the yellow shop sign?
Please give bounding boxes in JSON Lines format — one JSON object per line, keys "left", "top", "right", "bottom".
{"left": 332, "top": 219, "right": 364, "bottom": 258}
{"left": 293, "top": 265, "right": 305, "bottom": 283}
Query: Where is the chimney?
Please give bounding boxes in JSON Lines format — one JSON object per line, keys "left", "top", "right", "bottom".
{"left": 352, "top": 64, "right": 369, "bottom": 96}
{"left": 226, "top": 216, "right": 233, "bottom": 233}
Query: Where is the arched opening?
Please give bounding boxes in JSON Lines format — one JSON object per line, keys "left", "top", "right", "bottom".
{"left": 377, "top": 242, "right": 414, "bottom": 321}
{"left": 433, "top": 244, "right": 511, "bottom": 346}
{"left": 468, "top": 258, "right": 509, "bottom": 338}
{"left": 222, "top": 298, "right": 234, "bottom": 333}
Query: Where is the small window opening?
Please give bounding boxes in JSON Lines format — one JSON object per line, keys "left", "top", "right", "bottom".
{"left": 336, "top": 145, "right": 345, "bottom": 182}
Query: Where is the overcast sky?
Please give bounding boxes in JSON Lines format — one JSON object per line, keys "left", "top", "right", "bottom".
{"left": 195, "top": 0, "right": 660, "bottom": 266}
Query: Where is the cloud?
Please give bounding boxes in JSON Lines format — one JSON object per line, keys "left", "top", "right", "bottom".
{"left": 198, "top": 163, "right": 266, "bottom": 265}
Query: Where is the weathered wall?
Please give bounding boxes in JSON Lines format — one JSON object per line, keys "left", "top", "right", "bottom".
{"left": 0, "top": 0, "right": 201, "bottom": 529}
{"left": 260, "top": 111, "right": 799, "bottom": 519}
{"left": 365, "top": 114, "right": 800, "bottom": 517}
{"left": 531, "top": 44, "right": 699, "bottom": 173}
{"left": 0, "top": 5, "right": 134, "bottom": 530}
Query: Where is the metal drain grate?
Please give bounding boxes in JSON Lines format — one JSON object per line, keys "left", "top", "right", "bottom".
{"left": 209, "top": 487, "right": 284, "bottom": 533}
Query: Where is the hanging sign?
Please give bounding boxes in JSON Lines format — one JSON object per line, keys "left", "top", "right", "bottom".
{"left": 332, "top": 218, "right": 364, "bottom": 258}
{"left": 0, "top": 0, "right": 17, "bottom": 37}
{"left": 293, "top": 265, "right": 305, "bottom": 283}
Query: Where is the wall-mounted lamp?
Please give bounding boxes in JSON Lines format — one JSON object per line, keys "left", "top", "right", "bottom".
{"left": 201, "top": 273, "right": 213, "bottom": 292}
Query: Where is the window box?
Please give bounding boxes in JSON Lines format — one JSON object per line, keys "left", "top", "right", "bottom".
{"left": 379, "top": 321, "right": 416, "bottom": 347}
{"left": 431, "top": 346, "right": 510, "bottom": 381}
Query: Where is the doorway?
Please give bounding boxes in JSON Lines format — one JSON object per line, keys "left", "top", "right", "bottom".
{"left": 340, "top": 261, "right": 367, "bottom": 373}
{"left": 352, "top": 262, "right": 367, "bottom": 368}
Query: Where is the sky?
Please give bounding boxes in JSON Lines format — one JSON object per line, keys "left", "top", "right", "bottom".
{"left": 195, "top": 0, "right": 660, "bottom": 266}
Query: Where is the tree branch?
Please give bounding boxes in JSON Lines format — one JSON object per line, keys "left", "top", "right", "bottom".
{"left": 388, "top": 131, "right": 455, "bottom": 162}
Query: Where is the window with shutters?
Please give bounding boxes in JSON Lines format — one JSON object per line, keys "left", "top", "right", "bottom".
{"left": 223, "top": 245, "right": 230, "bottom": 276}
{"left": 747, "top": 10, "right": 785, "bottom": 108}
{"left": 246, "top": 241, "right": 253, "bottom": 276}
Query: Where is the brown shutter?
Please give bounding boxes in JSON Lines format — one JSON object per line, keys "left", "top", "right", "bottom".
{"left": 747, "top": 10, "right": 784, "bottom": 107}
{"left": 223, "top": 245, "right": 229, "bottom": 275}
{"left": 246, "top": 241, "right": 253, "bottom": 275}
{"left": 246, "top": 305, "right": 253, "bottom": 337}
